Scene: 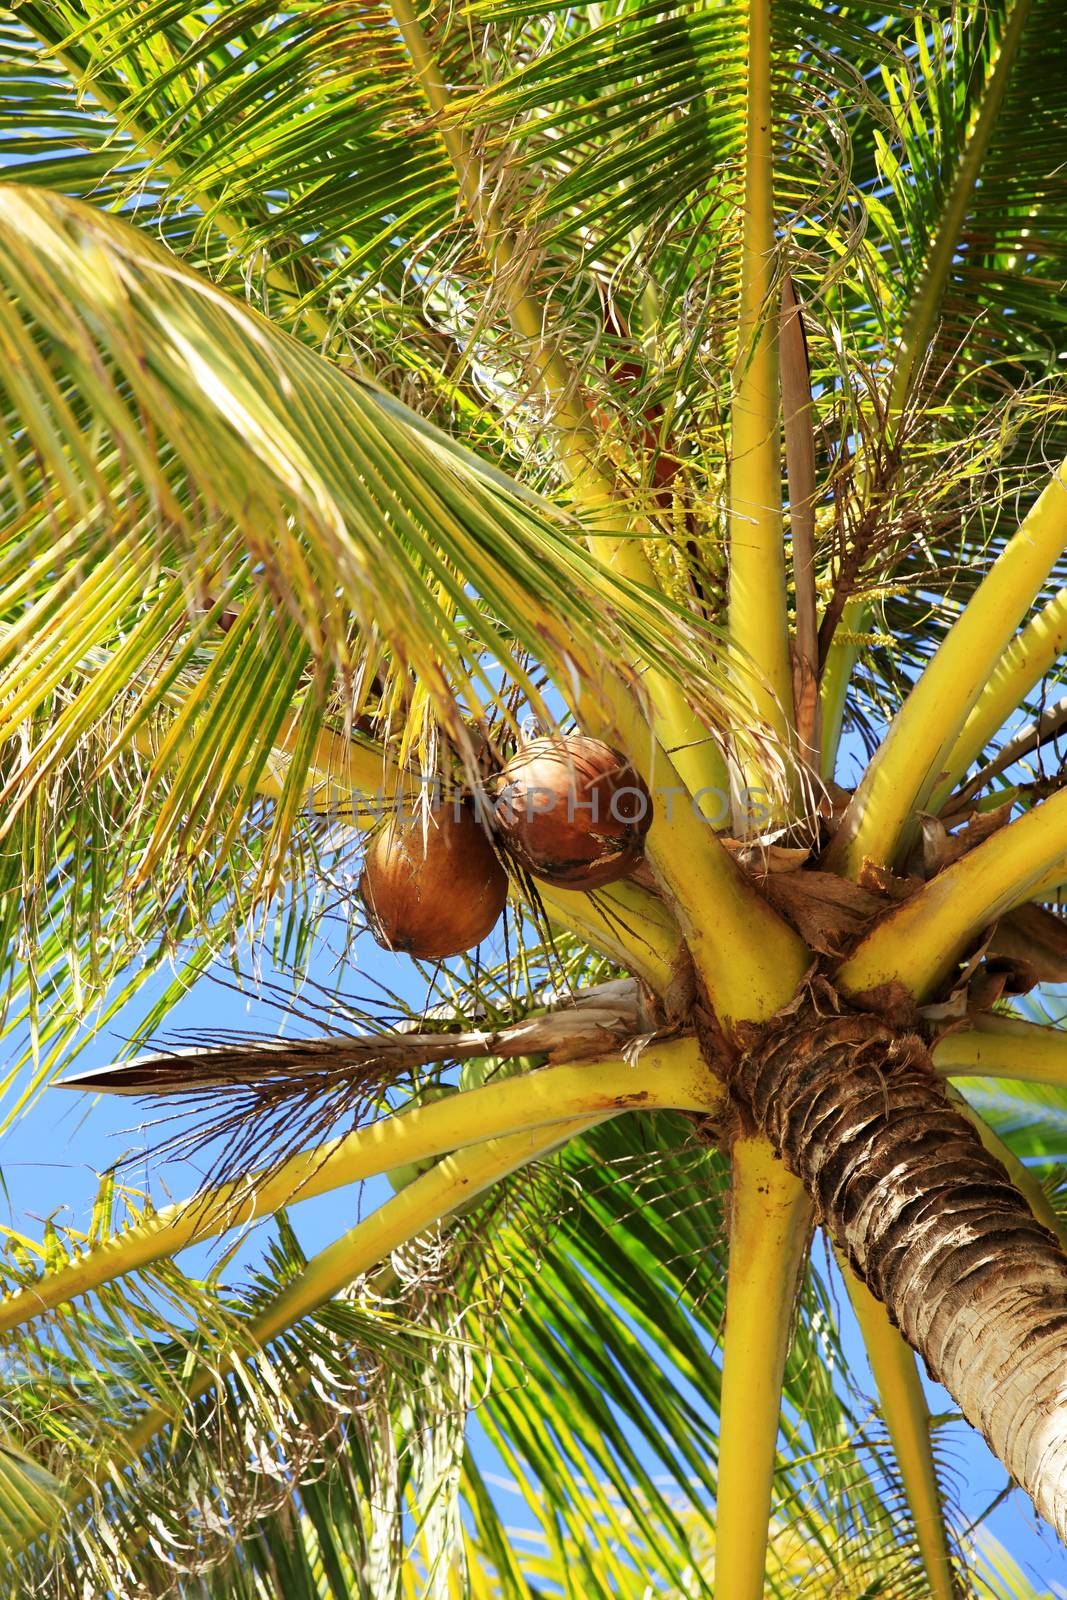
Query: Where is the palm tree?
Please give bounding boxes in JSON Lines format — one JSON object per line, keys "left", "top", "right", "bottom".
{"left": 1, "top": 0, "right": 1067, "bottom": 1591}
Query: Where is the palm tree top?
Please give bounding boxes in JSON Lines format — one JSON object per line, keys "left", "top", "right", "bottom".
{"left": 1, "top": 0, "right": 1067, "bottom": 1593}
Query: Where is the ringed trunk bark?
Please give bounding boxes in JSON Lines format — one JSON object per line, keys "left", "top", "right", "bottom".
{"left": 727, "top": 979, "right": 1067, "bottom": 1541}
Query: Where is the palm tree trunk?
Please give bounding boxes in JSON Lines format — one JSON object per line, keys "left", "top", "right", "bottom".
{"left": 726, "top": 978, "right": 1067, "bottom": 1540}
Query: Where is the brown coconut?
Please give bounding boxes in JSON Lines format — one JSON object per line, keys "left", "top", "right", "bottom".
{"left": 493, "top": 735, "right": 652, "bottom": 890}
{"left": 359, "top": 801, "right": 507, "bottom": 960}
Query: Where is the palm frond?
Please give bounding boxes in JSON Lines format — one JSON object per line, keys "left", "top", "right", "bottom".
{"left": 0, "top": 184, "right": 730, "bottom": 752}
{"left": 0, "top": 181, "right": 751, "bottom": 1108}
{"left": 10, "top": 2, "right": 454, "bottom": 322}
{"left": 869, "top": 0, "right": 1067, "bottom": 396}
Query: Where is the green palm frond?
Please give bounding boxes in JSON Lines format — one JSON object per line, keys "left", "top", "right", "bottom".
{"left": 864, "top": 0, "right": 1067, "bottom": 394}
{"left": 461, "top": 0, "right": 900, "bottom": 257}
{"left": 0, "top": 1182, "right": 443, "bottom": 1597}
{"left": 0, "top": 184, "right": 726, "bottom": 747}
{"left": 0, "top": 1119, "right": 957, "bottom": 1597}
{"left": 8, "top": 3, "right": 454, "bottom": 317}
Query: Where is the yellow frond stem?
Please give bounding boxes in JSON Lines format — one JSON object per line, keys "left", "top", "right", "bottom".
{"left": 949, "top": 1089, "right": 1067, "bottom": 1251}
{"left": 933, "top": 1014, "right": 1067, "bottom": 1090}
{"left": 119, "top": 1119, "right": 603, "bottom": 1463}
{"left": 0, "top": 1043, "right": 719, "bottom": 1336}
{"left": 931, "top": 584, "right": 1067, "bottom": 810}
{"left": 1021, "top": 861, "right": 1067, "bottom": 903}
{"left": 386, "top": 0, "right": 579, "bottom": 433}
{"left": 819, "top": 0, "right": 1032, "bottom": 786}
{"left": 819, "top": 0, "right": 1033, "bottom": 781}
{"left": 655, "top": 812, "right": 808, "bottom": 1027}
{"left": 781, "top": 275, "right": 820, "bottom": 766}
{"left": 828, "top": 458, "right": 1067, "bottom": 877}
{"left": 842, "top": 1266, "right": 957, "bottom": 1600}
{"left": 727, "top": 0, "right": 794, "bottom": 787}
{"left": 715, "top": 1136, "right": 812, "bottom": 1600}
{"left": 837, "top": 784, "right": 1067, "bottom": 1001}
{"left": 598, "top": 684, "right": 810, "bottom": 1027}
{"left": 537, "top": 880, "right": 685, "bottom": 994}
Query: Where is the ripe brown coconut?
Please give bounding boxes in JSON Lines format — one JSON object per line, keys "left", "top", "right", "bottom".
{"left": 493, "top": 735, "right": 653, "bottom": 891}
{"left": 359, "top": 801, "right": 507, "bottom": 960}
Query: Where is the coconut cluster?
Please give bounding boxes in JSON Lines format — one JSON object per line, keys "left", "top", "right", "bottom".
{"left": 359, "top": 735, "right": 653, "bottom": 961}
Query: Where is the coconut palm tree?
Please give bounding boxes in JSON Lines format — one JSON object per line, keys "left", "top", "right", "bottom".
{"left": 2, "top": 0, "right": 1067, "bottom": 1591}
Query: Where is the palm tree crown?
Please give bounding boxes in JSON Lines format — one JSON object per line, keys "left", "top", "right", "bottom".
{"left": 2, "top": 0, "right": 1067, "bottom": 1593}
